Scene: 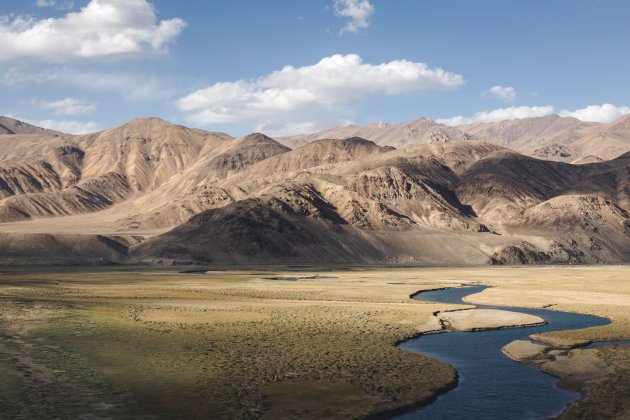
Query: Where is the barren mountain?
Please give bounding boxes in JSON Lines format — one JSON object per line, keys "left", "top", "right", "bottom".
{"left": 571, "top": 114, "right": 630, "bottom": 160}
{"left": 133, "top": 141, "right": 630, "bottom": 266}
{"left": 0, "top": 118, "right": 231, "bottom": 223}
{"left": 279, "top": 118, "right": 471, "bottom": 149}
{"left": 458, "top": 114, "right": 599, "bottom": 159}
{"left": 1, "top": 117, "right": 629, "bottom": 265}
{"left": 280, "top": 114, "right": 630, "bottom": 162}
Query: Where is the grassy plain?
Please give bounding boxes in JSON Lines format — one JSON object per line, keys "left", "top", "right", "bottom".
{"left": 0, "top": 265, "right": 628, "bottom": 419}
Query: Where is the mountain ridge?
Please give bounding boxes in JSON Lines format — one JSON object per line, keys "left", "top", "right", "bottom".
{"left": 279, "top": 113, "right": 630, "bottom": 162}
{"left": 0, "top": 115, "right": 629, "bottom": 265}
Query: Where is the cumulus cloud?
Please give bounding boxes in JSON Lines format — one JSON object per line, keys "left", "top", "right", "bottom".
{"left": 333, "top": 0, "right": 374, "bottom": 34}
{"left": 38, "top": 98, "right": 97, "bottom": 116}
{"left": 176, "top": 53, "right": 464, "bottom": 134}
{"left": 484, "top": 85, "right": 517, "bottom": 102}
{"left": 35, "top": 0, "right": 74, "bottom": 10}
{"left": 0, "top": 0, "right": 186, "bottom": 62}
{"left": 559, "top": 103, "right": 630, "bottom": 123}
{"left": 437, "top": 105, "right": 555, "bottom": 126}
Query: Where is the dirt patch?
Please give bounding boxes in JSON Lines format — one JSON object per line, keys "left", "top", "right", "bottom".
{"left": 439, "top": 308, "right": 546, "bottom": 331}
{"left": 502, "top": 340, "right": 550, "bottom": 362}
{"left": 541, "top": 349, "right": 612, "bottom": 392}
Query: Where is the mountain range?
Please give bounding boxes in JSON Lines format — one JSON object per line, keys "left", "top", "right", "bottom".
{"left": 0, "top": 114, "right": 629, "bottom": 265}
{"left": 280, "top": 114, "right": 630, "bottom": 162}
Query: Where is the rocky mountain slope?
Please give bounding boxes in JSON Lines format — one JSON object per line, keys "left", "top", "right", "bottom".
{"left": 134, "top": 143, "right": 630, "bottom": 265}
{"left": 1, "top": 116, "right": 629, "bottom": 265}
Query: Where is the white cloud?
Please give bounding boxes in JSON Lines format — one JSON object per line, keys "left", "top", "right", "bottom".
{"left": 68, "top": 70, "right": 175, "bottom": 100}
{"left": 0, "top": 0, "right": 186, "bottom": 62}
{"left": 2, "top": 66, "right": 174, "bottom": 100}
{"left": 333, "top": 0, "right": 374, "bottom": 34}
{"left": 438, "top": 105, "right": 555, "bottom": 126}
{"left": 6, "top": 114, "right": 100, "bottom": 134}
{"left": 484, "top": 85, "right": 517, "bottom": 102}
{"left": 35, "top": 0, "right": 74, "bottom": 11}
{"left": 176, "top": 53, "right": 464, "bottom": 135}
{"left": 38, "top": 97, "right": 97, "bottom": 116}
{"left": 559, "top": 103, "right": 630, "bottom": 123}
{"left": 34, "top": 119, "right": 100, "bottom": 134}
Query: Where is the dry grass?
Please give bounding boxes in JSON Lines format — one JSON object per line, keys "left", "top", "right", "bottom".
{"left": 0, "top": 265, "right": 628, "bottom": 419}
{"left": 0, "top": 267, "right": 462, "bottom": 419}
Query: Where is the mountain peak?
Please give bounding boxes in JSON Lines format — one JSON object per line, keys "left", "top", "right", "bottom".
{"left": 242, "top": 132, "right": 274, "bottom": 142}
{"left": 124, "top": 117, "right": 176, "bottom": 128}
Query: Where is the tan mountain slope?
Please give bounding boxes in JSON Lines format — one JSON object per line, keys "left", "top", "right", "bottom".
{"left": 455, "top": 151, "right": 583, "bottom": 222}
{"left": 0, "top": 118, "right": 237, "bottom": 223}
{"left": 0, "top": 116, "right": 63, "bottom": 136}
{"left": 201, "top": 133, "right": 291, "bottom": 179}
{"left": 219, "top": 137, "right": 392, "bottom": 191}
{"left": 279, "top": 118, "right": 471, "bottom": 149}
{"left": 110, "top": 132, "right": 291, "bottom": 230}
{"left": 459, "top": 115, "right": 599, "bottom": 159}
{"left": 572, "top": 114, "right": 630, "bottom": 160}
{"left": 514, "top": 194, "right": 629, "bottom": 237}
{"left": 75, "top": 117, "right": 231, "bottom": 192}
{"left": 133, "top": 140, "right": 630, "bottom": 265}
{"left": 133, "top": 181, "right": 502, "bottom": 265}
{"left": 456, "top": 149, "right": 630, "bottom": 224}
{"left": 279, "top": 114, "right": 630, "bottom": 162}
{"left": 493, "top": 194, "right": 630, "bottom": 264}
{"left": 0, "top": 144, "right": 83, "bottom": 200}
{"left": 129, "top": 137, "right": 395, "bottom": 232}
{"left": 1, "top": 117, "right": 629, "bottom": 265}
{"left": 0, "top": 137, "right": 389, "bottom": 236}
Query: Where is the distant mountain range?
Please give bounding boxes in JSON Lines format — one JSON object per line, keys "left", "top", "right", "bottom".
{"left": 280, "top": 114, "right": 630, "bottom": 162}
{"left": 0, "top": 114, "right": 629, "bottom": 265}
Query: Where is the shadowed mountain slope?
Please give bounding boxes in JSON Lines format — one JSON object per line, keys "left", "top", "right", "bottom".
{"left": 133, "top": 141, "right": 630, "bottom": 265}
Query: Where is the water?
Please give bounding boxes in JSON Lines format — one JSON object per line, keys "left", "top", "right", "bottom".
{"left": 396, "top": 285, "right": 614, "bottom": 420}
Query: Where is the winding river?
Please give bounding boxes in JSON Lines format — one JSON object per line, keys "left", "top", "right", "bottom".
{"left": 396, "top": 285, "right": 614, "bottom": 420}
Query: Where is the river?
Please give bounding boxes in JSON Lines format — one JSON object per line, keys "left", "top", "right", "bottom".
{"left": 396, "top": 285, "right": 614, "bottom": 419}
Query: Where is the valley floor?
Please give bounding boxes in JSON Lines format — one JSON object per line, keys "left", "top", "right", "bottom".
{"left": 0, "top": 266, "right": 628, "bottom": 419}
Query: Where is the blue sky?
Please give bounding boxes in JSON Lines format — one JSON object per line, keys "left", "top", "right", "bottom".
{"left": 1, "top": 0, "right": 629, "bottom": 135}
